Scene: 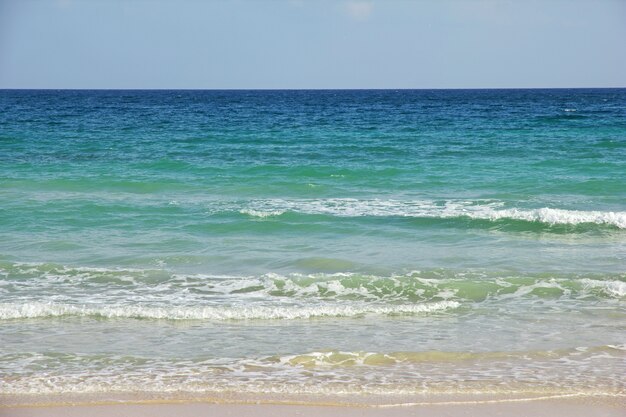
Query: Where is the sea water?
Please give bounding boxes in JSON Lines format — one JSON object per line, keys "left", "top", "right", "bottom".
{"left": 0, "top": 89, "right": 624, "bottom": 403}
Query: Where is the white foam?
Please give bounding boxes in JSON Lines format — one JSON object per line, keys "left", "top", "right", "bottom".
{"left": 0, "top": 300, "right": 459, "bottom": 321}
{"left": 470, "top": 207, "right": 626, "bottom": 228}
{"left": 239, "top": 209, "right": 285, "bottom": 218}
{"left": 580, "top": 279, "right": 626, "bottom": 298}
{"left": 241, "top": 199, "right": 626, "bottom": 228}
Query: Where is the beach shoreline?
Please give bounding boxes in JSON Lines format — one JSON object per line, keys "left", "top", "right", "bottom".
{"left": 2, "top": 394, "right": 624, "bottom": 417}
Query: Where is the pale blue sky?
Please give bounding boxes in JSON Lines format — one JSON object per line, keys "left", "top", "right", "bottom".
{"left": 1, "top": 0, "right": 625, "bottom": 89}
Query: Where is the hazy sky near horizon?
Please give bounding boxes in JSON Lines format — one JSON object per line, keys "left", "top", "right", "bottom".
{"left": 1, "top": 0, "right": 625, "bottom": 89}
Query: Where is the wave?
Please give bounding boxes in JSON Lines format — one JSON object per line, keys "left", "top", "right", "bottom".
{"left": 1, "top": 262, "right": 624, "bottom": 313}
{"left": 0, "top": 300, "right": 459, "bottom": 321}
{"left": 272, "top": 345, "right": 626, "bottom": 367}
{"left": 239, "top": 208, "right": 286, "bottom": 218}
{"left": 238, "top": 199, "right": 626, "bottom": 229}
{"left": 5, "top": 345, "right": 623, "bottom": 372}
{"left": 580, "top": 279, "right": 626, "bottom": 298}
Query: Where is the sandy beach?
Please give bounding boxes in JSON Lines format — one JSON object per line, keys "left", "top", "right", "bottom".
{"left": 3, "top": 396, "right": 625, "bottom": 417}
{"left": 2, "top": 391, "right": 625, "bottom": 417}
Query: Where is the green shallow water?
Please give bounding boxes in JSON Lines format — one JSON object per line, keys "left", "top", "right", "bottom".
{"left": 0, "top": 89, "right": 624, "bottom": 399}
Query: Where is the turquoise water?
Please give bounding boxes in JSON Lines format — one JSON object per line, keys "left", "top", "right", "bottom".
{"left": 0, "top": 89, "right": 624, "bottom": 403}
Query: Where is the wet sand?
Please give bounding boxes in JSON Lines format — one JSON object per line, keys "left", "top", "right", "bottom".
{"left": 2, "top": 396, "right": 624, "bottom": 417}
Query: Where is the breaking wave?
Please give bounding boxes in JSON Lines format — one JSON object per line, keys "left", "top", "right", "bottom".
{"left": 1, "top": 261, "right": 622, "bottom": 322}
{"left": 237, "top": 199, "right": 626, "bottom": 229}
{"left": 0, "top": 300, "right": 458, "bottom": 321}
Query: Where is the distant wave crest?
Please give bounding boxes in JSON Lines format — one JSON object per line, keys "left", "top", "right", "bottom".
{"left": 239, "top": 199, "right": 626, "bottom": 228}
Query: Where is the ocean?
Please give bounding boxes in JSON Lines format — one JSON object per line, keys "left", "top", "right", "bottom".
{"left": 0, "top": 89, "right": 624, "bottom": 404}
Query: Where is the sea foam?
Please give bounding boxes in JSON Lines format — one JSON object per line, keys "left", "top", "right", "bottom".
{"left": 240, "top": 199, "right": 626, "bottom": 228}
{"left": 0, "top": 300, "right": 459, "bottom": 321}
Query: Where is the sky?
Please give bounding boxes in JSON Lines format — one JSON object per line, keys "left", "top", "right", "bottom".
{"left": 0, "top": 0, "right": 625, "bottom": 89}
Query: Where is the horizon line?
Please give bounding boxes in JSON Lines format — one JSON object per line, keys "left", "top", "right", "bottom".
{"left": 1, "top": 86, "right": 625, "bottom": 91}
